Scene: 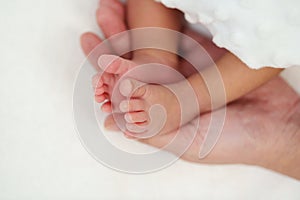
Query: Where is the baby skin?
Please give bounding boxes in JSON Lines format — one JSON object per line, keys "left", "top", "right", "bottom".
{"left": 94, "top": 0, "right": 184, "bottom": 135}
{"left": 94, "top": 0, "right": 282, "bottom": 136}
{"left": 94, "top": 51, "right": 183, "bottom": 135}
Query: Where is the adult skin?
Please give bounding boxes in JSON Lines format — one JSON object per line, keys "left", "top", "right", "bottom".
{"left": 80, "top": 0, "right": 300, "bottom": 179}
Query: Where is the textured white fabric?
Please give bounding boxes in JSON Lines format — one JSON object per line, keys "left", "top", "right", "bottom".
{"left": 156, "top": 0, "right": 300, "bottom": 69}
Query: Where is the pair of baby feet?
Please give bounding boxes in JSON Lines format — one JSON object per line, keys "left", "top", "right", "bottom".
{"left": 93, "top": 54, "right": 196, "bottom": 137}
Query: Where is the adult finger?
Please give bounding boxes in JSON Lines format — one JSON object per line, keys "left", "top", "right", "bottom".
{"left": 97, "top": 0, "right": 131, "bottom": 57}
{"left": 80, "top": 32, "right": 112, "bottom": 70}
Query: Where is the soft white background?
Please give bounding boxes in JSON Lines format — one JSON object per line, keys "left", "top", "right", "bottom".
{"left": 0, "top": 0, "right": 299, "bottom": 199}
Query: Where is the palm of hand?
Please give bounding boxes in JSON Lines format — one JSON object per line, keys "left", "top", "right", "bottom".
{"left": 155, "top": 77, "right": 299, "bottom": 165}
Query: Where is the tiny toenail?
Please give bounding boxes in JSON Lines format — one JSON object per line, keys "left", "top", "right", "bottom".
{"left": 124, "top": 113, "right": 131, "bottom": 122}
{"left": 119, "top": 101, "right": 128, "bottom": 112}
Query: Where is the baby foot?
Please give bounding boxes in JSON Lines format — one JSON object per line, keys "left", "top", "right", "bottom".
{"left": 118, "top": 78, "right": 182, "bottom": 136}
{"left": 93, "top": 54, "right": 139, "bottom": 112}
{"left": 94, "top": 54, "right": 179, "bottom": 113}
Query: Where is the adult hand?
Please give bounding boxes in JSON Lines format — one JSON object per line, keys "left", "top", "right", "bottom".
{"left": 80, "top": 0, "right": 300, "bottom": 179}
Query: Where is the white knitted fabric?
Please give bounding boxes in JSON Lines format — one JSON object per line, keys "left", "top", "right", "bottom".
{"left": 156, "top": 0, "right": 300, "bottom": 69}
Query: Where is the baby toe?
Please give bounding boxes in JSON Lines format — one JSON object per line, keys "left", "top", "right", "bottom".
{"left": 101, "top": 102, "right": 112, "bottom": 113}
{"left": 95, "top": 85, "right": 107, "bottom": 95}
{"left": 119, "top": 99, "right": 145, "bottom": 112}
{"left": 95, "top": 94, "right": 108, "bottom": 103}
{"left": 92, "top": 74, "right": 103, "bottom": 88}
{"left": 124, "top": 111, "right": 149, "bottom": 123}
